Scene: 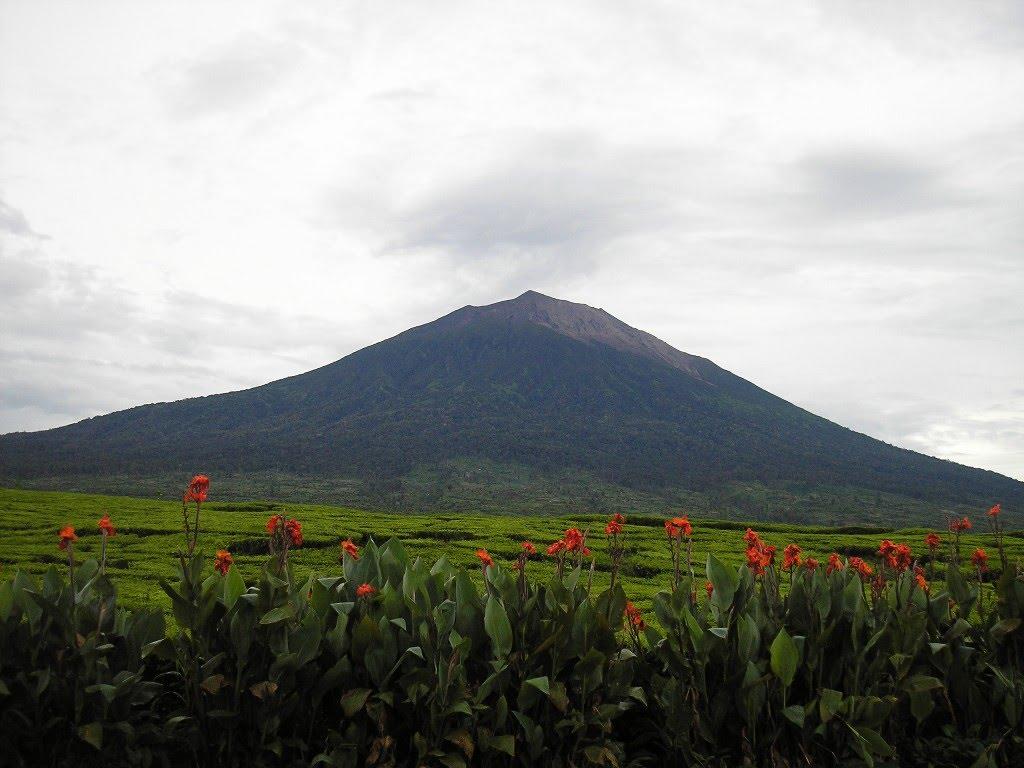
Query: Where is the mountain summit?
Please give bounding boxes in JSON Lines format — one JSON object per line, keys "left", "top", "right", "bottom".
{"left": 2, "top": 291, "right": 1021, "bottom": 521}
{"left": 435, "top": 291, "right": 706, "bottom": 378}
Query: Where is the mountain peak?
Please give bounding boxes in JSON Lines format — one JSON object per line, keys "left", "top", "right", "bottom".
{"left": 443, "top": 291, "right": 706, "bottom": 378}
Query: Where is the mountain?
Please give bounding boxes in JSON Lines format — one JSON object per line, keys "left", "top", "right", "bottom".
{"left": 2, "top": 290, "right": 1021, "bottom": 522}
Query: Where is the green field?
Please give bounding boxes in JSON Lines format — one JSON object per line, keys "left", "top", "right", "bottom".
{"left": 1, "top": 486, "right": 1018, "bottom": 618}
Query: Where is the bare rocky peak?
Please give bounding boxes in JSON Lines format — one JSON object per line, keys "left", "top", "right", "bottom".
{"left": 441, "top": 290, "right": 706, "bottom": 378}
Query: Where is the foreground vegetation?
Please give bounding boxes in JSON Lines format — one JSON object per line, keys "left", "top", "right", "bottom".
{"left": 0, "top": 483, "right": 1021, "bottom": 766}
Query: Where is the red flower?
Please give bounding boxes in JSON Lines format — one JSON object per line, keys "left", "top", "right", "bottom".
{"left": 546, "top": 540, "right": 566, "bottom": 556}
{"left": 877, "top": 540, "right": 912, "bottom": 572}
{"left": 803, "top": 557, "right": 819, "bottom": 571}
{"left": 971, "top": 548, "right": 988, "bottom": 571}
{"left": 664, "top": 516, "right": 692, "bottom": 539}
{"left": 925, "top": 532, "right": 941, "bottom": 551}
{"left": 782, "top": 543, "right": 802, "bottom": 571}
{"left": 266, "top": 514, "right": 283, "bottom": 534}
{"left": 97, "top": 514, "right": 116, "bottom": 537}
{"left": 340, "top": 538, "right": 360, "bottom": 560}
{"left": 214, "top": 550, "right": 233, "bottom": 575}
{"left": 521, "top": 541, "right": 537, "bottom": 555}
{"left": 826, "top": 552, "right": 843, "bottom": 575}
{"left": 849, "top": 557, "right": 874, "bottom": 581}
{"left": 913, "top": 565, "right": 929, "bottom": 593}
{"left": 58, "top": 525, "right": 77, "bottom": 551}
{"left": 605, "top": 519, "right": 623, "bottom": 536}
{"left": 624, "top": 600, "right": 645, "bottom": 630}
{"left": 745, "top": 543, "right": 775, "bottom": 576}
{"left": 949, "top": 516, "right": 972, "bottom": 533}
{"left": 475, "top": 549, "right": 494, "bottom": 568}
{"left": 284, "top": 518, "right": 302, "bottom": 547}
{"left": 356, "top": 583, "right": 377, "bottom": 598}
{"left": 743, "top": 528, "right": 761, "bottom": 548}
{"left": 183, "top": 474, "right": 210, "bottom": 503}
{"left": 563, "top": 528, "right": 586, "bottom": 552}
{"left": 705, "top": 581, "right": 713, "bottom": 598}
{"left": 987, "top": 503, "right": 1001, "bottom": 518}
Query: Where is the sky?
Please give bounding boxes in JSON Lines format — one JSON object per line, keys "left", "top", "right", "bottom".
{"left": 1, "top": 0, "right": 1022, "bottom": 481}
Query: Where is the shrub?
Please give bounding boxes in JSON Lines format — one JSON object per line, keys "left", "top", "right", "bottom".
{"left": 0, "top": 503, "right": 1022, "bottom": 766}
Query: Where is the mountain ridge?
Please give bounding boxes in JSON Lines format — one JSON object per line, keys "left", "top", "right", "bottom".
{"left": 1, "top": 291, "right": 1021, "bottom": 521}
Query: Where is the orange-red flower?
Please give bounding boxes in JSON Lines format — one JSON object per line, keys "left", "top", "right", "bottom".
{"left": 913, "top": 565, "right": 929, "bottom": 592}
{"left": 826, "top": 552, "right": 843, "bottom": 575}
{"left": 356, "top": 583, "right": 376, "bottom": 598}
{"left": 849, "top": 557, "right": 873, "bottom": 581}
{"left": 340, "top": 538, "right": 360, "bottom": 560}
{"left": 925, "top": 532, "right": 941, "bottom": 551}
{"left": 987, "top": 503, "right": 1001, "bottom": 518}
{"left": 877, "top": 540, "right": 912, "bottom": 572}
{"left": 521, "top": 541, "right": 536, "bottom": 555}
{"left": 475, "top": 549, "right": 494, "bottom": 568}
{"left": 266, "top": 514, "right": 283, "bottom": 534}
{"left": 214, "top": 549, "right": 233, "bottom": 575}
{"left": 563, "top": 528, "right": 586, "bottom": 552}
{"left": 624, "top": 600, "right": 645, "bottom": 630}
{"left": 803, "top": 557, "right": 819, "bottom": 572}
{"left": 743, "top": 528, "right": 761, "bottom": 548}
{"left": 705, "top": 580, "right": 713, "bottom": 598}
{"left": 664, "top": 516, "right": 692, "bottom": 539}
{"left": 284, "top": 518, "right": 302, "bottom": 547}
{"left": 949, "top": 516, "right": 972, "bottom": 533}
{"left": 605, "top": 513, "right": 625, "bottom": 536}
{"left": 58, "top": 525, "right": 77, "bottom": 551}
{"left": 782, "top": 543, "right": 802, "bottom": 572}
{"left": 547, "top": 539, "right": 566, "bottom": 556}
{"left": 971, "top": 548, "right": 988, "bottom": 571}
{"left": 183, "top": 474, "right": 210, "bottom": 503}
{"left": 97, "top": 514, "right": 116, "bottom": 537}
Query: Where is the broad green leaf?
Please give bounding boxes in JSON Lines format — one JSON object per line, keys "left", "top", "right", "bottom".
{"left": 78, "top": 722, "right": 102, "bottom": 750}
{"left": 706, "top": 554, "right": 738, "bottom": 609}
{"left": 770, "top": 627, "right": 798, "bottom": 687}
{"left": 484, "top": 596, "right": 512, "bottom": 658}
{"left": 223, "top": 565, "right": 245, "bottom": 609}
{"left": 340, "top": 688, "right": 372, "bottom": 717}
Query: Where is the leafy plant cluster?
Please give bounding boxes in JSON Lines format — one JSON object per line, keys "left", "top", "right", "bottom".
{"left": 1, "top": 504, "right": 1023, "bottom": 767}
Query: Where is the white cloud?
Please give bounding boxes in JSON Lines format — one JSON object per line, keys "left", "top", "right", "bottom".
{"left": 0, "top": 0, "right": 1022, "bottom": 479}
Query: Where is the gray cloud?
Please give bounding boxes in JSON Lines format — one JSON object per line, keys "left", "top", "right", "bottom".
{"left": 157, "top": 35, "right": 307, "bottom": 118}
{"left": 794, "top": 150, "right": 970, "bottom": 220}
{"left": 0, "top": 199, "right": 46, "bottom": 239}
{"left": 325, "top": 135, "right": 709, "bottom": 289}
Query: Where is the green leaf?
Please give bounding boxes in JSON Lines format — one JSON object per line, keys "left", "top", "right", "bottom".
{"left": 340, "top": 688, "right": 372, "bottom": 717}
{"left": 706, "top": 554, "right": 738, "bottom": 609}
{"left": 524, "top": 676, "right": 550, "bottom": 696}
{"left": 259, "top": 604, "right": 295, "bottom": 625}
{"left": 484, "top": 596, "right": 513, "bottom": 658}
{"left": 487, "top": 734, "right": 515, "bottom": 756}
{"left": 223, "top": 566, "right": 245, "bottom": 609}
{"left": 78, "top": 722, "right": 102, "bottom": 750}
{"left": 783, "top": 705, "right": 805, "bottom": 728}
{"left": 770, "top": 627, "right": 798, "bottom": 687}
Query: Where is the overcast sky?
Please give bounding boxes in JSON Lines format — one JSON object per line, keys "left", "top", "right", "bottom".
{"left": 1, "top": 0, "right": 1022, "bottom": 481}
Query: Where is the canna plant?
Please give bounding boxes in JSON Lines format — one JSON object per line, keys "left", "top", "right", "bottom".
{"left": 0, "top": 488, "right": 1021, "bottom": 767}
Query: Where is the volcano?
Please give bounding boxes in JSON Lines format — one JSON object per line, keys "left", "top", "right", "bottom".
{"left": 2, "top": 290, "right": 1020, "bottom": 520}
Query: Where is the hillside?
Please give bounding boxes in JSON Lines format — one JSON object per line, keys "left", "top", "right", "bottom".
{"left": 1, "top": 291, "right": 1021, "bottom": 522}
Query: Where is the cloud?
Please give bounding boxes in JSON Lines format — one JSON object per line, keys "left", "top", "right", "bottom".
{"left": 0, "top": 199, "right": 46, "bottom": 239}
{"left": 324, "top": 134, "right": 711, "bottom": 290}
{"left": 156, "top": 34, "right": 307, "bottom": 118}
{"left": 794, "top": 150, "right": 970, "bottom": 220}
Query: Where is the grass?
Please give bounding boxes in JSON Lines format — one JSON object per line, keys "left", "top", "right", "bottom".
{"left": 0, "top": 487, "right": 1018, "bottom": 618}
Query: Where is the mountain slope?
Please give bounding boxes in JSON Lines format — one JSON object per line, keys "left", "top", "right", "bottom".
{"left": 1, "top": 291, "right": 1021, "bottom": 517}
